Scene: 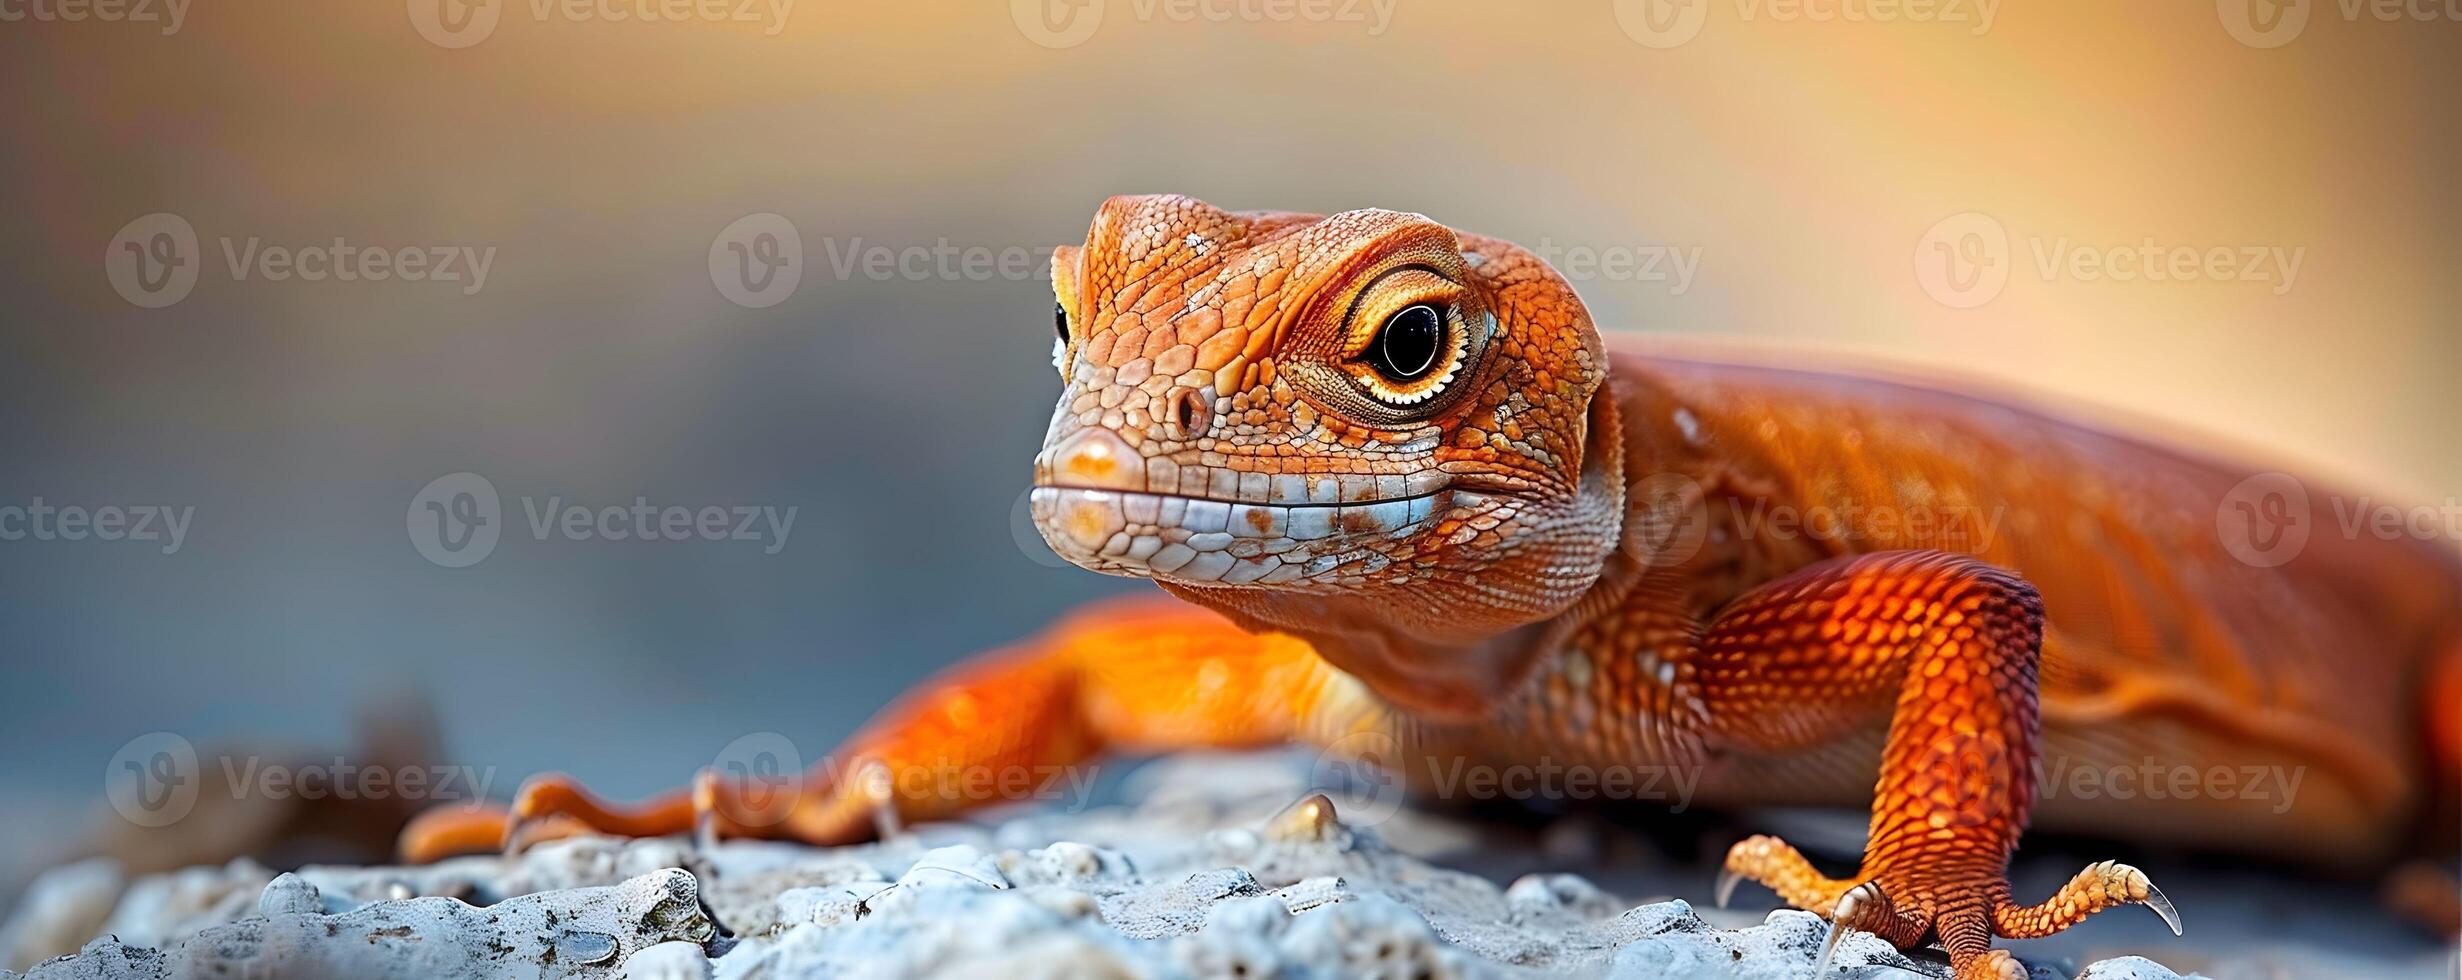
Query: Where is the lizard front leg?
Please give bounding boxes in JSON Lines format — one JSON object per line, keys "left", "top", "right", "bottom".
{"left": 400, "top": 595, "right": 1370, "bottom": 861}
{"left": 1695, "top": 550, "right": 2174, "bottom": 980}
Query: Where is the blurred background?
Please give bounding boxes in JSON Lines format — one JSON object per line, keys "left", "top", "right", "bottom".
{"left": 0, "top": 0, "right": 2455, "bottom": 971}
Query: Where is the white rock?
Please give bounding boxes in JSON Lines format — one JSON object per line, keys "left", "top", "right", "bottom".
{"left": 20, "top": 868, "right": 711, "bottom": 980}
{"left": 999, "top": 842, "right": 1132, "bottom": 886}
{"left": 894, "top": 846, "right": 1009, "bottom": 891}
{"left": 6, "top": 751, "right": 2236, "bottom": 980}
{"left": 1505, "top": 872, "right": 1620, "bottom": 919}
{"left": 2076, "top": 957, "right": 2196, "bottom": 980}
{"left": 622, "top": 940, "right": 714, "bottom": 980}
{"left": 1279, "top": 894, "right": 1466, "bottom": 980}
{"left": 253, "top": 873, "right": 320, "bottom": 917}
{"left": 0, "top": 859, "right": 124, "bottom": 971}
{"left": 97, "top": 859, "right": 271, "bottom": 951}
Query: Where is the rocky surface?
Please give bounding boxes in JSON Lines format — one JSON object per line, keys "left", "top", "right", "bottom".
{"left": 0, "top": 753, "right": 2440, "bottom": 979}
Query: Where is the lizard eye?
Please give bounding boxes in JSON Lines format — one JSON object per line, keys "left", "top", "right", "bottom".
{"left": 1353, "top": 302, "right": 1465, "bottom": 406}
{"left": 1370, "top": 304, "right": 1443, "bottom": 381}
{"left": 1052, "top": 302, "right": 1072, "bottom": 375}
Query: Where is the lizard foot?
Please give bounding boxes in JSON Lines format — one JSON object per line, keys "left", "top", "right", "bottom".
{"left": 394, "top": 773, "right": 629, "bottom": 862}
{"left": 1720, "top": 835, "right": 2177, "bottom": 979}
{"left": 398, "top": 802, "right": 517, "bottom": 863}
{"left": 1991, "top": 859, "right": 2181, "bottom": 939}
{"left": 498, "top": 771, "right": 690, "bottom": 855}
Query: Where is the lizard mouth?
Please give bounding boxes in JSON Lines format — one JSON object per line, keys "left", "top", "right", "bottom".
{"left": 1029, "top": 485, "right": 1452, "bottom": 586}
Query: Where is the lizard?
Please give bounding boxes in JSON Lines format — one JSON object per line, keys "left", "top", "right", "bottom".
{"left": 401, "top": 195, "right": 2462, "bottom": 979}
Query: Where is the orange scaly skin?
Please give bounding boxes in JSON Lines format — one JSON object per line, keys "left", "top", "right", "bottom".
{"left": 402, "top": 196, "right": 2462, "bottom": 978}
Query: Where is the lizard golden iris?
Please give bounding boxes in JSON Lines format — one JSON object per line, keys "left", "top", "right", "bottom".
{"left": 403, "top": 195, "right": 2462, "bottom": 979}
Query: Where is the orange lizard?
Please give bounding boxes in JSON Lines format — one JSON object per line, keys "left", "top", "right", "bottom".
{"left": 404, "top": 195, "right": 2462, "bottom": 979}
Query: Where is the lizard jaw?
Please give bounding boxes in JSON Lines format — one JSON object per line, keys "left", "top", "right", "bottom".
{"left": 1028, "top": 485, "right": 1454, "bottom": 588}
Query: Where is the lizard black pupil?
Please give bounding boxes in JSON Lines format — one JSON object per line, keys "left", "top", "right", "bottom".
{"left": 1054, "top": 302, "right": 1070, "bottom": 343}
{"left": 1373, "top": 304, "right": 1444, "bottom": 381}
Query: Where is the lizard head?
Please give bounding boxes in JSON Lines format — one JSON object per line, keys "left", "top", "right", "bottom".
{"left": 1030, "top": 195, "right": 1627, "bottom": 712}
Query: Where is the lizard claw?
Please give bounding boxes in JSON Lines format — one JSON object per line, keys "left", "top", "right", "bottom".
{"left": 1812, "top": 880, "right": 1888, "bottom": 978}
{"left": 856, "top": 760, "right": 903, "bottom": 840}
{"left": 2141, "top": 879, "right": 2183, "bottom": 937}
{"left": 1714, "top": 867, "right": 1743, "bottom": 909}
{"left": 691, "top": 768, "right": 723, "bottom": 854}
{"left": 499, "top": 812, "right": 530, "bottom": 856}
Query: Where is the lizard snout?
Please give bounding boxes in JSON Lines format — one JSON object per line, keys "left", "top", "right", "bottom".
{"left": 1029, "top": 423, "right": 1455, "bottom": 588}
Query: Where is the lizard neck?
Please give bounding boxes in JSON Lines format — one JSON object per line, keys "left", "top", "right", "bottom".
{"left": 1163, "top": 379, "right": 1633, "bottom": 723}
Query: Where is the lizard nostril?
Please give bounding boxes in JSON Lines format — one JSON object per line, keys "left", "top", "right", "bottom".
{"left": 1171, "top": 389, "right": 1212, "bottom": 441}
